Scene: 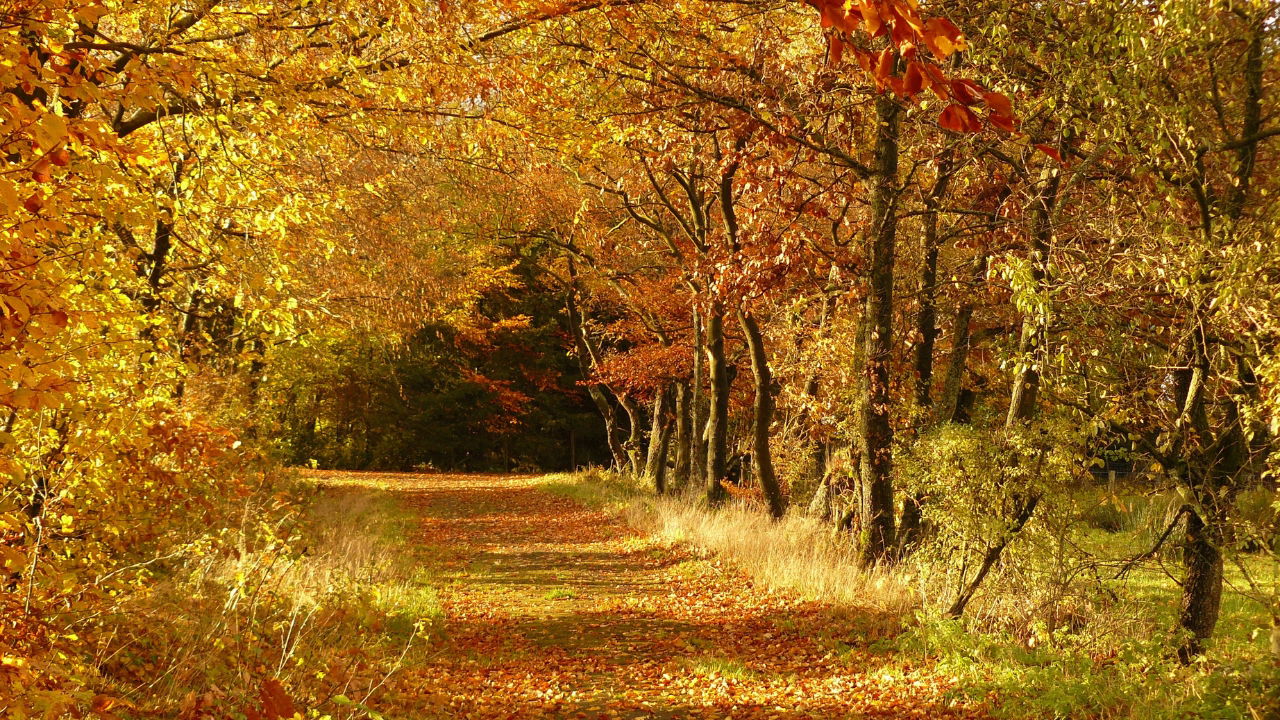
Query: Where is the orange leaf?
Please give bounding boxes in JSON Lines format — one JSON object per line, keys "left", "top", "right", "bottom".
{"left": 923, "top": 17, "right": 965, "bottom": 58}
{"left": 818, "top": 2, "right": 836, "bottom": 28}
{"left": 828, "top": 34, "right": 844, "bottom": 65}
{"left": 875, "top": 46, "right": 895, "bottom": 82}
{"left": 988, "top": 112, "right": 1018, "bottom": 132}
{"left": 950, "top": 78, "right": 984, "bottom": 105}
{"left": 921, "top": 62, "right": 949, "bottom": 100}
{"left": 853, "top": 48, "right": 873, "bottom": 74}
{"left": 32, "top": 157, "right": 52, "bottom": 183}
{"left": 982, "top": 92, "right": 1013, "bottom": 117}
{"left": 939, "top": 104, "right": 981, "bottom": 133}
{"left": 834, "top": 5, "right": 861, "bottom": 32}
{"left": 859, "top": 0, "right": 882, "bottom": 36}
{"left": 889, "top": 6, "right": 915, "bottom": 47}
{"left": 894, "top": 0, "right": 926, "bottom": 32}
{"left": 903, "top": 61, "right": 929, "bottom": 96}
{"left": 23, "top": 192, "right": 43, "bottom": 213}
{"left": 1035, "top": 143, "right": 1063, "bottom": 163}
{"left": 50, "top": 148, "right": 71, "bottom": 166}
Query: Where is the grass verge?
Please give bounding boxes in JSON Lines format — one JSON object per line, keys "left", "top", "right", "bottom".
{"left": 90, "top": 473, "right": 441, "bottom": 718}
{"left": 540, "top": 469, "right": 914, "bottom": 617}
{"left": 540, "top": 469, "right": 1280, "bottom": 720}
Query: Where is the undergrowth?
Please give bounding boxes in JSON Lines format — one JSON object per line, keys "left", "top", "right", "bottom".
{"left": 544, "top": 468, "right": 1280, "bottom": 720}
{"left": 41, "top": 473, "right": 440, "bottom": 719}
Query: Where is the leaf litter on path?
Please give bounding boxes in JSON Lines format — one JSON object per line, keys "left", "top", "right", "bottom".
{"left": 315, "top": 471, "right": 987, "bottom": 720}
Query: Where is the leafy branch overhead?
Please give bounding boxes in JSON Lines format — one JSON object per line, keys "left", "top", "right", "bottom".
{"left": 2, "top": 0, "right": 1278, "bottom": 718}
{"left": 809, "top": 0, "right": 1016, "bottom": 133}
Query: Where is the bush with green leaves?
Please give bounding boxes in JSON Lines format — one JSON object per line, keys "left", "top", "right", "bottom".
{"left": 898, "top": 419, "right": 1091, "bottom": 625}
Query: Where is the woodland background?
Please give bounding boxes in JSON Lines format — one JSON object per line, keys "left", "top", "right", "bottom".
{"left": 2, "top": 0, "right": 1279, "bottom": 717}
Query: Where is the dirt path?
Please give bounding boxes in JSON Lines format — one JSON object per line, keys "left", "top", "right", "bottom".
{"left": 338, "top": 472, "right": 986, "bottom": 719}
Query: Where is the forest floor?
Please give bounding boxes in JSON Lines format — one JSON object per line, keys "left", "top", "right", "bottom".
{"left": 309, "top": 471, "right": 989, "bottom": 720}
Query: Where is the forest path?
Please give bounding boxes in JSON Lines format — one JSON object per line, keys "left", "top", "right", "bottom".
{"left": 318, "top": 472, "right": 985, "bottom": 719}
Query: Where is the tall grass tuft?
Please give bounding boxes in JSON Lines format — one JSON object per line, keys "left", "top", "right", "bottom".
{"left": 630, "top": 495, "right": 916, "bottom": 615}
{"left": 543, "top": 469, "right": 916, "bottom": 617}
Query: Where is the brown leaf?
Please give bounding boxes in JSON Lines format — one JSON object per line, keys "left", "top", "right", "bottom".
{"left": 950, "top": 78, "right": 984, "bottom": 105}
{"left": 982, "top": 91, "right": 1013, "bottom": 117}
{"left": 260, "top": 678, "right": 296, "bottom": 720}
{"left": 988, "top": 112, "right": 1018, "bottom": 133}
{"left": 1035, "top": 143, "right": 1063, "bottom": 163}
{"left": 939, "top": 104, "right": 981, "bottom": 133}
{"left": 32, "top": 157, "right": 53, "bottom": 183}
{"left": 828, "top": 34, "right": 844, "bottom": 65}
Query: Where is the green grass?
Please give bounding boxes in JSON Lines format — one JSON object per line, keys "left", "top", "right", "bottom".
{"left": 681, "top": 655, "right": 757, "bottom": 679}
{"left": 376, "top": 565, "right": 444, "bottom": 638}
{"left": 906, "top": 484, "right": 1280, "bottom": 720}
{"left": 539, "top": 467, "right": 650, "bottom": 510}
{"left": 543, "top": 587, "right": 577, "bottom": 601}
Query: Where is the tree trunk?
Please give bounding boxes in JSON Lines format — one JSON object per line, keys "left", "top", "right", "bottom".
{"left": 1005, "top": 327, "right": 1042, "bottom": 426}
{"left": 807, "top": 475, "right": 833, "bottom": 520}
{"left": 644, "top": 384, "right": 672, "bottom": 487}
{"left": 601, "top": 397, "right": 627, "bottom": 470}
{"left": 652, "top": 400, "right": 675, "bottom": 494}
{"left": 900, "top": 158, "right": 953, "bottom": 553}
{"left": 938, "top": 255, "right": 986, "bottom": 425}
{"left": 809, "top": 434, "right": 828, "bottom": 488}
{"left": 911, "top": 154, "right": 951, "bottom": 414}
{"left": 948, "top": 165, "right": 1061, "bottom": 615}
{"left": 858, "top": 91, "right": 901, "bottom": 566}
{"left": 566, "top": 288, "right": 627, "bottom": 469}
{"left": 1172, "top": 330, "right": 1245, "bottom": 661}
{"left": 691, "top": 308, "right": 708, "bottom": 491}
{"left": 620, "top": 394, "right": 645, "bottom": 476}
{"left": 1005, "top": 169, "right": 1059, "bottom": 427}
{"left": 1177, "top": 508, "right": 1224, "bottom": 662}
{"left": 673, "top": 381, "right": 692, "bottom": 489}
{"left": 704, "top": 305, "right": 730, "bottom": 506}
{"left": 739, "top": 311, "right": 786, "bottom": 518}
{"left": 1174, "top": 19, "right": 1264, "bottom": 663}
{"left": 800, "top": 294, "right": 832, "bottom": 487}
{"left": 897, "top": 493, "right": 924, "bottom": 557}
{"left": 243, "top": 338, "right": 266, "bottom": 440}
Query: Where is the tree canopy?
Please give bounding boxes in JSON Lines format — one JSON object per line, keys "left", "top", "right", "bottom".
{"left": 3, "top": 0, "right": 1278, "bottom": 717}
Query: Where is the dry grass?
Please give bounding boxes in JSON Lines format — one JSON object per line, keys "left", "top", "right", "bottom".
{"left": 270, "top": 490, "right": 441, "bottom": 625}
{"left": 92, "top": 481, "right": 439, "bottom": 715}
{"left": 629, "top": 495, "right": 917, "bottom": 616}
{"left": 542, "top": 470, "right": 917, "bottom": 618}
